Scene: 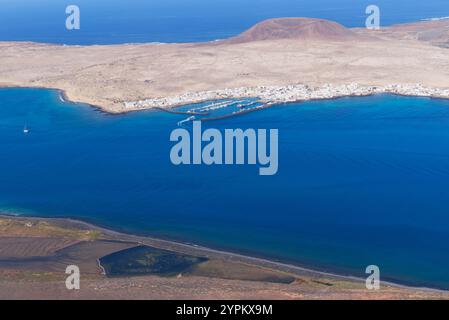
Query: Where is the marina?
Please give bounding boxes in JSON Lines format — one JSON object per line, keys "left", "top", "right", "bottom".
{"left": 124, "top": 83, "right": 449, "bottom": 112}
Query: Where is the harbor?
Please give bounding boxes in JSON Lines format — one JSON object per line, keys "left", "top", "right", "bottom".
{"left": 124, "top": 83, "right": 449, "bottom": 112}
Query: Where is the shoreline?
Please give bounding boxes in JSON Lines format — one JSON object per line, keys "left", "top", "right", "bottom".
{"left": 2, "top": 85, "right": 449, "bottom": 292}
{"left": 2, "top": 83, "right": 449, "bottom": 117}
{"left": 123, "top": 83, "right": 449, "bottom": 113}
{"left": 0, "top": 84, "right": 111, "bottom": 116}
{"left": 1, "top": 213, "right": 447, "bottom": 294}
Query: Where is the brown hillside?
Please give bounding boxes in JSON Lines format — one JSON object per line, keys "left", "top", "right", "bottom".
{"left": 227, "top": 18, "right": 359, "bottom": 43}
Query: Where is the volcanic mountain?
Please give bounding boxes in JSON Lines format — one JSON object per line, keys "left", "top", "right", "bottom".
{"left": 227, "top": 18, "right": 359, "bottom": 43}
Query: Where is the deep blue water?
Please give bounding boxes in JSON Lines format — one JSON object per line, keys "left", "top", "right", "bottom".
{"left": 2, "top": 88, "right": 449, "bottom": 289}
{"left": 1, "top": 0, "right": 449, "bottom": 44}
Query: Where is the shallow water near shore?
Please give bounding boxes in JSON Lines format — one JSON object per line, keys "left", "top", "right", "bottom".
{"left": 2, "top": 88, "right": 449, "bottom": 289}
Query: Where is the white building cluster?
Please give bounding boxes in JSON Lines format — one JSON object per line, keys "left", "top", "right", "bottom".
{"left": 123, "top": 83, "right": 449, "bottom": 110}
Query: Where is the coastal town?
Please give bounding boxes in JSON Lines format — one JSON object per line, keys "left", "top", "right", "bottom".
{"left": 124, "top": 83, "right": 449, "bottom": 112}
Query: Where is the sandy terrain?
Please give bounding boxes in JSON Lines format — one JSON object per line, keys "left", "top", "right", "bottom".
{"left": 0, "top": 18, "right": 448, "bottom": 113}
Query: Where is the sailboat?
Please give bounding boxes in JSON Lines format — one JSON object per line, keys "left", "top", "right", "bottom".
{"left": 23, "top": 125, "right": 29, "bottom": 134}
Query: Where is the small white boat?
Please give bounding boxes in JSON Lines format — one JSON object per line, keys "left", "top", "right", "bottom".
{"left": 23, "top": 126, "right": 29, "bottom": 134}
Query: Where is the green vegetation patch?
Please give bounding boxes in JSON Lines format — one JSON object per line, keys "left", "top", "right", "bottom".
{"left": 99, "top": 245, "right": 207, "bottom": 277}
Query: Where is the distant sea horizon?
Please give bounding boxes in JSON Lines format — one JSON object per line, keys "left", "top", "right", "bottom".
{"left": 0, "top": 0, "right": 449, "bottom": 45}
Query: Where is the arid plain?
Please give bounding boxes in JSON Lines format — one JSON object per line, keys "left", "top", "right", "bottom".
{"left": 0, "top": 18, "right": 449, "bottom": 112}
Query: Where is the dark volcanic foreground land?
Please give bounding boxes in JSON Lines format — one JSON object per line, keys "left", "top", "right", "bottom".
{"left": 1, "top": 216, "right": 448, "bottom": 300}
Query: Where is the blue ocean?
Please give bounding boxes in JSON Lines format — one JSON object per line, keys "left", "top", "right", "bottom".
{"left": 0, "top": 0, "right": 448, "bottom": 44}
{"left": 2, "top": 88, "right": 449, "bottom": 289}
{"left": 2, "top": 0, "right": 449, "bottom": 289}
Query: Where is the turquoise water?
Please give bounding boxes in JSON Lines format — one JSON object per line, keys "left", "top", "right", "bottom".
{"left": 1, "top": 0, "right": 448, "bottom": 44}
{"left": 2, "top": 88, "right": 449, "bottom": 289}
